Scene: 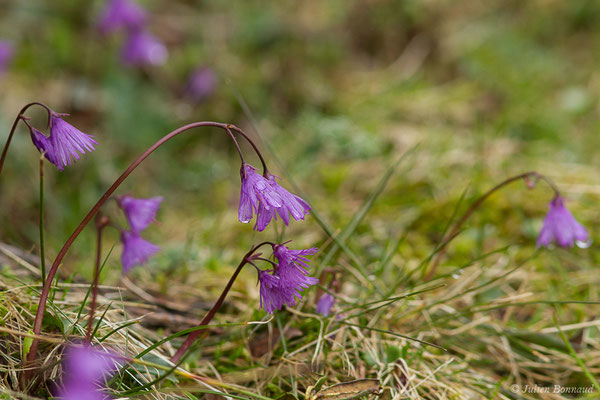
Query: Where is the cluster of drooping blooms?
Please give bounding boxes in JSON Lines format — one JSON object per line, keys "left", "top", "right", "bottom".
{"left": 0, "top": 40, "right": 14, "bottom": 78}
{"left": 117, "top": 195, "right": 162, "bottom": 273}
{"left": 57, "top": 345, "right": 120, "bottom": 400}
{"left": 28, "top": 111, "right": 98, "bottom": 171}
{"left": 97, "top": 0, "right": 167, "bottom": 67}
{"left": 257, "top": 244, "right": 319, "bottom": 313}
{"left": 537, "top": 195, "right": 588, "bottom": 248}
{"left": 239, "top": 163, "right": 311, "bottom": 232}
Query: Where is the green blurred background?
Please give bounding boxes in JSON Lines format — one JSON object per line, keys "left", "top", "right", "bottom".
{"left": 1, "top": 0, "right": 598, "bottom": 282}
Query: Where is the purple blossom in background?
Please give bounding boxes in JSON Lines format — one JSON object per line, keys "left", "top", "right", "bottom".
{"left": 273, "top": 244, "right": 319, "bottom": 289}
{"left": 186, "top": 66, "right": 217, "bottom": 102}
{"left": 29, "top": 127, "right": 58, "bottom": 166}
{"left": 239, "top": 163, "right": 282, "bottom": 226}
{"left": 49, "top": 114, "right": 98, "bottom": 171}
{"left": 0, "top": 40, "right": 14, "bottom": 77}
{"left": 537, "top": 196, "right": 588, "bottom": 248}
{"left": 58, "top": 345, "right": 119, "bottom": 400}
{"left": 120, "top": 230, "right": 160, "bottom": 273}
{"left": 118, "top": 195, "right": 163, "bottom": 233}
{"left": 255, "top": 174, "right": 310, "bottom": 230}
{"left": 97, "top": 0, "right": 147, "bottom": 35}
{"left": 316, "top": 293, "right": 335, "bottom": 317}
{"left": 258, "top": 270, "right": 301, "bottom": 314}
{"left": 121, "top": 29, "right": 167, "bottom": 66}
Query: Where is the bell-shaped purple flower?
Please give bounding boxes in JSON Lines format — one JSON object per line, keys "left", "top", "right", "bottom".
{"left": 186, "top": 66, "right": 217, "bottom": 102}
{"left": 49, "top": 113, "right": 97, "bottom": 171}
{"left": 258, "top": 270, "right": 301, "bottom": 314}
{"left": 118, "top": 195, "right": 163, "bottom": 233}
{"left": 58, "top": 345, "right": 120, "bottom": 400}
{"left": 537, "top": 196, "right": 588, "bottom": 248}
{"left": 0, "top": 40, "right": 14, "bottom": 77}
{"left": 316, "top": 293, "right": 335, "bottom": 317}
{"left": 239, "top": 163, "right": 282, "bottom": 225}
{"left": 273, "top": 244, "right": 319, "bottom": 289}
{"left": 253, "top": 173, "right": 311, "bottom": 231}
{"left": 97, "top": 0, "right": 147, "bottom": 35}
{"left": 29, "top": 127, "right": 58, "bottom": 166}
{"left": 120, "top": 230, "right": 160, "bottom": 273}
{"left": 121, "top": 29, "right": 167, "bottom": 67}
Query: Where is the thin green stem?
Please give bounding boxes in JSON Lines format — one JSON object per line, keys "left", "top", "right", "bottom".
{"left": 38, "top": 155, "right": 46, "bottom": 286}
{"left": 86, "top": 214, "right": 107, "bottom": 342}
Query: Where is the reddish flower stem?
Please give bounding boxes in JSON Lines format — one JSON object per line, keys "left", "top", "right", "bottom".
{"left": 424, "top": 171, "right": 559, "bottom": 281}
{"left": 169, "top": 242, "right": 272, "bottom": 364}
{"left": 24, "top": 121, "right": 264, "bottom": 378}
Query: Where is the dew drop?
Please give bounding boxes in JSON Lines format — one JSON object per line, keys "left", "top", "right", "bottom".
{"left": 576, "top": 239, "right": 592, "bottom": 249}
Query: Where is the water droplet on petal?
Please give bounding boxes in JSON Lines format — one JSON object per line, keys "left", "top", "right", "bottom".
{"left": 576, "top": 239, "right": 592, "bottom": 248}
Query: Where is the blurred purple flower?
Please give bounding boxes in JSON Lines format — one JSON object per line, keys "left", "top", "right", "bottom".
{"left": 239, "top": 163, "right": 281, "bottom": 225}
{"left": 258, "top": 270, "right": 301, "bottom": 314}
{"left": 537, "top": 196, "right": 588, "bottom": 248}
{"left": 97, "top": 0, "right": 147, "bottom": 35}
{"left": 186, "top": 67, "right": 217, "bottom": 102}
{"left": 120, "top": 230, "right": 160, "bottom": 273}
{"left": 58, "top": 345, "right": 120, "bottom": 400}
{"left": 49, "top": 114, "right": 97, "bottom": 171}
{"left": 254, "top": 174, "right": 310, "bottom": 231}
{"left": 273, "top": 244, "right": 319, "bottom": 289}
{"left": 121, "top": 29, "right": 167, "bottom": 66}
{"left": 118, "top": 195, "right": 163, "bottom": 233}
{"left": 0, "top": 40, "right": 14, "bottom": 77}
{"left": 316, "top": 293, "right": 335, "bottom": 317}
{"left": 29, "top": 127, "right": 58, "bottom": 166}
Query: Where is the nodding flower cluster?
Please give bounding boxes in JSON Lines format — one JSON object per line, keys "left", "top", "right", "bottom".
{"left": 97, "top": 0, "right": 167, "bottom": 67}
{"left": 117, "top": 195, "right": 163, "bottom": 273}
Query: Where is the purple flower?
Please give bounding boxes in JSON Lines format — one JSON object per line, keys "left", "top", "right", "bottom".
{"left": 316, "top": 293, "right": 335, "bottom": 317}
{"left": 49, "top": 113, "right": 97, "bottom": 171}
{"left": 58, "top": 345, "right": 119, "bottom": 400}
{"left": 29, "top": 127, "right": 58, "bottom": 166}
{"left": 118, "top": 195, "right": 163, "bottom": 233}
{"left": 258, "top": 270, "right": 301, "bottom": 314}
{"left": 97, "top": 0, "right": 147, "bottom": 35}
{"left": 273, "top": 244, "right": 319, "bottom": 289}
{"left": 256, "top": 244, "right": 319, "bottom": 314}
{"left": 186, "top": 66, "right": 217, "bottom": 102}
{"left": 537, "top": 196, "right": 588, "bottom": 248}
{"left": 239, "top": 163, "right": 282, "bottom": 225}
{"left": 120, "top": 230, "right": 160, "bottom": 273}
{"left": 254, "top": 174, "right": 311, "bottom": 231}
{"left": 121, "top": 29, "right": 167, "bottom": 66}
{"left": 0, "top": 40, "right": 14, "bottom": 77}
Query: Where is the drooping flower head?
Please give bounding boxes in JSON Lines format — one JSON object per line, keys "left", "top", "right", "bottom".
{"left": 121, "top": 29, "right": 167, "bottom": 67}
{"left": 120, "top": 230, "right": 160, "bottom": 273}
{"left": 253, "top": 173, "right": 311, "bottom": 231}
{"left": 29, "top": 127, "right": 58, "bottom": 166}
{"left": 118, "top": 195, "right": 163, "bottom": 233}
{"left": 186, "top": 66, "right": 217, "bottom": 102}
{"left": 238, "top": 163, "right": 282, "bottom": 225}
{"left": 58, "top": 344, "right": 120, "bottom": 400}
{"left": 256, "top": 244, "right": 319, "bottom": 314}
{"left": 537, "top": 196, "right": 588, "bottom": 248}
{"left": 97, "top": 0, "right": 147, "bottom": 35}
{"left": 273, "top": 244, "right": 319, "bottom": 289}
{"left": 258, "top": 270, "right": 302, "bottom": 314}
{"left": 49, "top": 113, "right": 98, "bottom": 171}
{"left": 0, "top": 40, "right": 14, "bottom": 77}
{"left": 316, "top": 293, "right": 335, "bottom": 317}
